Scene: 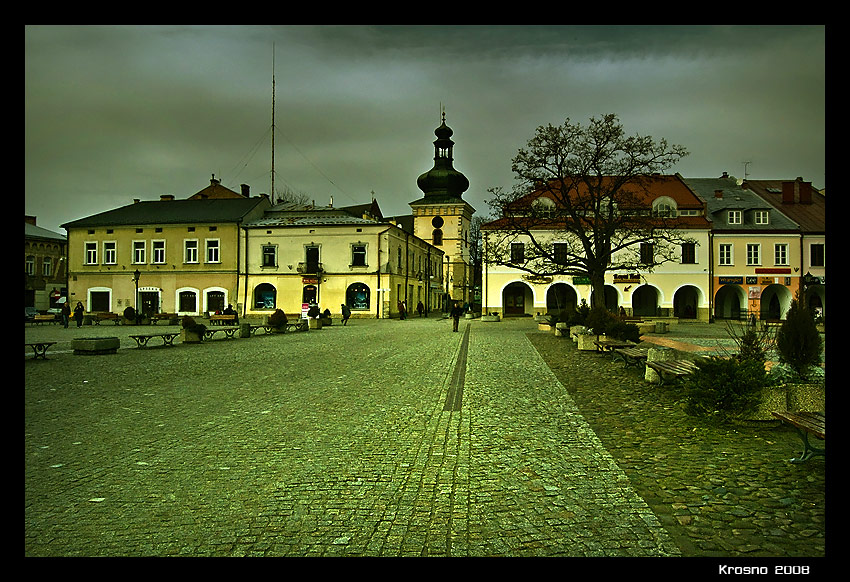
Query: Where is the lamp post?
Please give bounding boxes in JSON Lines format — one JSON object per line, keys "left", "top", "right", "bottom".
{"left": 133, "top": 269, "right": 141, "bottom": 324}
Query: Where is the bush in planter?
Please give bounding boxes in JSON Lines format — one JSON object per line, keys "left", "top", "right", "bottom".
{"left": 724, "top": 319, "right": 774, "bottom": 368}
{"left": 607, "top": 321, "right": 641, "bottom": 343}
{"left": 123, "top": 306, "right": 136, "bottom": 322}
{"left": 776, "top": 298, "right": 823, "bottom": 381}
{"left": 585, "top": 306, "right": 615, "bottom": 336}
{"left": 181, "top": 315, "right": 207, "bottom": 335}
{"left": 267, "top": 309, "right": 288, "bottom": 330}
{"left": 567, "top": 300, "right": 591, "bottom": 326}
{"left": 683, "top": 357, "right": 767, "bottom": 422}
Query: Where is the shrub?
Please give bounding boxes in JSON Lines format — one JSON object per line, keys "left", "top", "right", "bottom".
{"left": 724, "top": 320, "right": 774, "bottom": 368}
{"left": 775, "top": 298, "right": 823, "bottom": 381}
{"left": 586, "top": 306, "right": 615, "bottom": 336}
{"left": 123, "top": 306, "right": 136, "bottom": 321}
{"left": 683, "top": 357, "right": 767, "bottom": 421}
{"left": 181, "top": 315, "right": 206, "bottom": 335}
{"left": 567, "top": 300, "right": 591, "bottom": 326}
{"left": 607, "top": 321, "right": 641, "bottom": 343}
{"left": 267, "top": 309, "right": 288, "bottom": 329}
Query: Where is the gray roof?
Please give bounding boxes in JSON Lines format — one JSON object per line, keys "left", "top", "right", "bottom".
{"left": 25, "top": 222, "right": 66, "bottom": 241}
{"left": 684, "top": 177, "right": 799, "bottom": 231}
{"left": 62, "top": 197, "right": 270, "bottom": 228}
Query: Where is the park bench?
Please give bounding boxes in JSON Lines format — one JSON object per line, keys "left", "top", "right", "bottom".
{"left": 203, "top": 326, "right": 240, "bottom": 340}
{"left": 645, "top": 359, "right": 701, "bottom": 385}
{"left": 149, "top": 313, "right": 178, "bottom": 325}
{"left": 245, "top": 323, "right": 277, "bottom": 336}
{"left": 772, "top": 411, "right": 825, "bottom": 463}
{"left": 286, "top": 319, "right": 309, "bottom": 332}
{"left": 209, "top": 314, "right": 237, "bottom": 326}
{"left": 94, "top": 312, "right": 122, "bottom": 325}
{"left": 32, "top": 314, "right": 57, "bottom": 325}
{"left": 26, "top": 341, "right": 57, "bottom": 359}
{"left": 613, "top": 346, "right": 651, "bottom": 369}
{"left": 129, "top": 332, "right": 180, "bottom": 348}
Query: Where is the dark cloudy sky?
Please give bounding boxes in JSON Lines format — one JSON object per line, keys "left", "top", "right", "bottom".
{"left": 25, "top": 25, "right": 825, "bottom": 234}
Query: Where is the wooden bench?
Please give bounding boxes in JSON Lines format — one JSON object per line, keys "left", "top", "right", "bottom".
{"left": 149, "top": 313, "right": 178, "bottom": 325}
{"left": 26, "top": 341, "right": 57, "bottom": 359}
{"left": 32, "top": 314, "right": 57, "bottom": 325}
{"left": 94, "top": 312, "right": 122, "bottom": 325}
{"left": 613, "top": 346, "right": 651, "bottom": 369}
{"left": 645, "top": 359, "right": 701, "bottom": 385}
{"left": 209, "top": 314, "right": 237, "bottom": 326}
{"left": 772, "top": 411, "right": 825, "bottom": 463}
{"left": 129, "top": 332, "right": 180, "bottom": 348}
{"left": 203, "top": 326, "right": 240, "bottom": 340}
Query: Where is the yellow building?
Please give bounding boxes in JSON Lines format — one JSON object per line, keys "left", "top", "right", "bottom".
{"left": 62, "top": 177, "right": 270, "bottom": 317}
{"left": 242, "top": 201, "right": 444, "bottom": 319}
{"left": 482, "top": 174, "right": 713, "bottom": 321}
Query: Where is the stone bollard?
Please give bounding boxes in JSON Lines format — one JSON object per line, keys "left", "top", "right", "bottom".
{"left": 645, "top": 346, "right": 676, "bottom": 383}
{"left": 569, "top": 325, "right": 587, "bottom": 342}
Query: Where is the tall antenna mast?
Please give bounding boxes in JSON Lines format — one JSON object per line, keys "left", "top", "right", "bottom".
{"left": 271, "top": 43, "right": 276, "bottom": 205}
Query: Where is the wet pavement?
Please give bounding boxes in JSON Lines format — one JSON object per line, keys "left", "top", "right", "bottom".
{"left": 24, "top": 317, "right": 826, "bottom": 563}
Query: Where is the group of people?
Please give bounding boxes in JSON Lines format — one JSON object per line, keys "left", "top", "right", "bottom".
{"left": 60, "top": 301, "right": 85, "bottom": 329}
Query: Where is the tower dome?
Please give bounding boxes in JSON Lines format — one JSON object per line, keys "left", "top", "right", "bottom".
{"left": 416, "top": 113, "right": 469, "bottom": 200}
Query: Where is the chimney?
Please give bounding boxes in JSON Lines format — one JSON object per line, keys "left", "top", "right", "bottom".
{"left": 797, "top": 177, "right": 812, "bottom": 204}
{"left": 714, "top": 190, "right": 723, "bottom": 199}
{"left": 25, "top": 215, "right": 37, "bottom": 225}
{"left": 721, "top": 172, "right": 729, "bottom": 179}
{"left": 160, "top": 194, "right": 175, "bottom": 201}
{"left": 133, "top": 199, "right": 140, "bottom": 204}
{"left": 782, "top": 181, "right": 795, "bottom": 204}
{"left": 210, "top": 174, "right": 219, "bottom": 186}
{"left": 240, "top": 184, "right": 250, "bottom": 198}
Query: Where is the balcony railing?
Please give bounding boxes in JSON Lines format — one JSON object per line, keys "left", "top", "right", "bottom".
{"left": 297, "top": 262, "right": 323, "bottom": 274}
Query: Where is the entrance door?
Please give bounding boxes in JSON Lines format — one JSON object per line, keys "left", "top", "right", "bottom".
{"left": 302, "top": 284, "right": 318, "bottom": 304}
{"left": 140, "top": 291, "right": 159, "bottom": 316}
{"left": 503, "top": 282, "right": 529, "bottom": 316}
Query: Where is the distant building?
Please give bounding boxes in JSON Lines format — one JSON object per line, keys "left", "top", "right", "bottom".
{"left": 25, "top": 216, "right": 67, "bottom": 311}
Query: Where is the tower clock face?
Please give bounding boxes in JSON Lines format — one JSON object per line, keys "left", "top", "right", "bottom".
{"left": 431, "top": 216, "right": 444, "bottom": 228}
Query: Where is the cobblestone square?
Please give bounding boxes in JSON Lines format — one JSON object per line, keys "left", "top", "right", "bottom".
{"left": 25, "top": 317, "right": 825, "bottom": 561}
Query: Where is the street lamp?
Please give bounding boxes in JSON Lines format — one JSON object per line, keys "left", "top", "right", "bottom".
{"left": 133, "top": 269, "right": 141, "bottom": 324}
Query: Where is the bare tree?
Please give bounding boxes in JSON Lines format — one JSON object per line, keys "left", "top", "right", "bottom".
{"left": 485, "top": 114, "right": 693, "bottom": 308}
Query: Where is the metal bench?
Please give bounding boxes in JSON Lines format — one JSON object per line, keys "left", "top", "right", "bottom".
{"left": 149, "top": 313, "right": 178, "bottom": 325}
{"left": 772, "top": 411, "right": 825, "bottom": 463}
{"left": 129, "top": 332, "right": 180, "bottom": 348}
{"left": 26, "top": 341, "right": 57, "bottom": 359}
{"left": 203, "top": 326, "right": 240, "bottom": 340}
{"left": 613, "top": 346, "right": 651, "bottom": 369}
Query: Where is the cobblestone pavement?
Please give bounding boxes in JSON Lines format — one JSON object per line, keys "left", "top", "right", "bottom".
{"left": 24, "top": 317, "right": 825, "bottom": 561}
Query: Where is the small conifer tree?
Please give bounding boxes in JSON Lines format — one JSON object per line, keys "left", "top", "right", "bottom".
{"left": 775, "top": 297, "right": 823, "bottom": 380}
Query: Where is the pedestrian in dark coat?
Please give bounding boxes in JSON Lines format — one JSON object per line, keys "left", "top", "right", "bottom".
{"left": 73, "top": 301, "right": 84, "bottom": 327}
{"left": 416, "top": 301, "right": 424, "bottom": 317}
{"left": 450, "top": 302, "right": 463, "bottom": 332}
{"left": 61, "top": 301, "right": 71, "bottom": 328}
{"left": 341, "top": 304, "right": 351, "bottom": 326}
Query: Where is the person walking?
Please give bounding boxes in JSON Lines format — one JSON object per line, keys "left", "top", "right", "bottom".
{"left": 450, "top": 302, "right": 463, "bottom": 332}
{"left": 73, "top": 301, "right": 84, "bottom": 327}
{"left": 61, "top": 300, "right": 71, "bottom": 328}
{"left": 416, "top": 301, "right": 424, "bottom": 317}
{"left": 341, "top": 303, "right": 351, "bottom": 326}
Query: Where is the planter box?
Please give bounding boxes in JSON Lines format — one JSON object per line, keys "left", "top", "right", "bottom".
{"left": 538, "top": 323, "right": 552, "bottom": 332}
{"left": 577, "top": 334, "right": 597, "bottom": 351}
{"left": 570, "top": 325, "right": 587, "bottom": 342}
{"left": 787, "top": 383, "right": 825, "bottom": 413}
{"left": 554, "top": 322, "right": 569, "bottom": 337}
{"left": 320, "top": 317, "right": 332, "bottom": 326}
{"left": 181, "top": 329, "right": 203, "bottom": 344}
{"left": 308, "top": 318, "right": 322, "bottom": 330}
{"left": 481, "top": 315, "right": 500, "bottom": 322}
{"left": 72, "top": 336, "right": 120, "bottom": 355}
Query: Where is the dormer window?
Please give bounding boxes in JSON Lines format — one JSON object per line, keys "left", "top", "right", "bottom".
{"left": 754, "top": 210, "right": 769, "bottom": 225}
{"left": 652, "top": 196, "right": 677, "bottom": 217}
{"left": 532, "top": 197, "right": 556, "bottom": 218}
{"left": 727, "top": 210, "right": 742, "bottom": 225}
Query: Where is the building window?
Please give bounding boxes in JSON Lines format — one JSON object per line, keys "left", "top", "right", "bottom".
{"left": 681, "top": 242, "right": 696, "bottom": 264}
{"left": 262, "top": 245, "right": 277, "bottom": 267}
{"left": 640, "top": 243, "right": 654, "bottom": 265}
{"left": 184, "top": 240, "right": 199, "bottom": 264}
{"left": 103, "top": 241, "right": 117, "bottom": 264}
{"left": 85, "top": 242, "right": 97, "bottom": 265}
{"left": 351, "top": 244, "right": 367, "bottom": 267}
{"left": 152, "top": 240, "right": 166, "bottom": 264}
{"left": 397, "top": 247, "right": 403, "bottom": 270}
{"left": 810, "top": 243, "right": 825, "bottom": 267}
{"left": 205, "top": 239, "right": 220, "bottom": 263}
{"left": 510, "top": 242, "right": 525, "bottom": 264}
{"left": 178, "top": 290, "right": 197, "bottom": 313}
{"left": 754, "top": 210, "right": 769, "bottom": 225}
{"left": 553, "top": 242, "right": 568, "bottom": 265}
{"left": 728, "top": 210, "right": 742, "bottom": 225}
{"left": 652, "top": 196, "right": 677, "bottom": 217}
{"left": 42, "top": 256, "right": 52, "bottom": 277}
{"left": 746, "top": 243, "right": 761, "bottom": 266}
{"left": 26, "top": 255, "right": 35, "bottom": 275}
{"left": 254, "top": 283, "right": 277, "bottom": 309}
{"left": 719, "top": 243, "right": 733, "bottom": 266}
{"left": 133, "top": 241, "right": 146, "bottom": 264}
{"left": 774, "top": 243, "right": 789, "bottom": 266}
{"left": 432, "top": 229, "right": 443, "bottom": 246}
{"left": 346, "top": 283, "right": 371, "bottom": 310}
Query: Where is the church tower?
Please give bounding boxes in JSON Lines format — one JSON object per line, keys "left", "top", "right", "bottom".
{"left": 410, "top": 111, "right": 475, "bottom": 308}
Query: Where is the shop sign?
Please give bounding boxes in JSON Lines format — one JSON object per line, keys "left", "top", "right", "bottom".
{"left": 613, "top": 274, "right": 640, "bottom": 284}
{"left": 302, "top": 277, "right": 319, "bottom": 285}
{"left": 746, "top": 276, "right": 758, "bottom": 285}
{"left": 572, "top": 276, "right": 591, "bottom": 285}
{"left": 755, "top": 268, "right": 791, "bottom": 274}
{"left": 718, "top": 276, "right": 743, "bottom": 285}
